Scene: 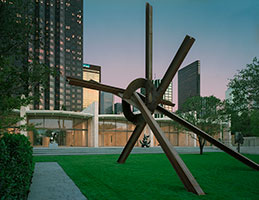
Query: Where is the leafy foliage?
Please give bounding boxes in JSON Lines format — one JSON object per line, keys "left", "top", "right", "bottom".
{"left": 0, "top": 0, "right": 56, "bottom": 131}
{"left": 177, "top": 96, "right": 222, "bottom": 154}
{"left": 228, "top": 57, "right": 259, "bottom": 111}
{"left": 0, "top": 133, "right": 33, "bottom": 200}
{"left": 225, "top": 57, "right": 259, "bottom": 136}
{"left": 250, "top": 110, "right": 259, "bottom": 136}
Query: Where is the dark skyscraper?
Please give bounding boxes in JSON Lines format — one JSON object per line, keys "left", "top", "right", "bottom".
{"left": 114, "top": 103, "right": 123, "bottom": 114}
{"left": 31, "top": 0, "right": 83, "bottom": 111}
{"left": 100, "top": 92, "right": 114, "bottom": 114}
{"left": 178, "top": 60, "right": 200, "bottom": 110}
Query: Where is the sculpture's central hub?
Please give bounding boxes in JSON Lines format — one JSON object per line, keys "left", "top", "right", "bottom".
{"left": 122, "top": 78, "right": 156, "bottom": 125}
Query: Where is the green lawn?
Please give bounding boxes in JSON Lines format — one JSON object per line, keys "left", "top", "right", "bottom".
{"left": 34, "top": 153, "right": 259, "bottom": 200}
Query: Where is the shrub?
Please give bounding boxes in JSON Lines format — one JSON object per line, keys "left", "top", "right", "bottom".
{"left": 0, "top": 133, "right": 33, "bottom": 200}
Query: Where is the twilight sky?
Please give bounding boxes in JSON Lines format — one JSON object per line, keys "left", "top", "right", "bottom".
{"left": 83, "top": 0, "right": 259, "bottom": 110}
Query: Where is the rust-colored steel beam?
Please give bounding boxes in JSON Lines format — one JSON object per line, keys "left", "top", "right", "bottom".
{"left": 153, "top": 35, "right": 195, "bottom": 109}
{"left": 67, "top": 76, "right": 124, "bottom": 97}
{"left": 66, "top": 75, "right": 259, "bottom": 171}
{"left": 145, "top": 2, "right": 153, "bottom": 81}
{"left": 145, "top": 3, "right": 153, "bottom": 105}
{"left": 66, "top": 76, "right": 174, "bottom": 107}
{"left": 133, "top": 92, "right": 205, "bottom": 195}
{"left": 157, "top": 106, "right": 259, "bottom": 171}
{"left": 117, "top": 121, "right": 146, "bottom": 163}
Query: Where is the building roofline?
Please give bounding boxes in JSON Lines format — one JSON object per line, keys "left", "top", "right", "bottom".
{"left": 98, "top": 114, "right": 126, "bottom": 120}
{"left": 98, "top": 114, "right": 174, "bottom": 123}
{"left": 26, "top": 110, "right": 93, "bottom": 119}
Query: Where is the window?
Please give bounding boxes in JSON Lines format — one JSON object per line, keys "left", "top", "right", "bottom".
{"left": 29, "top": 118, "right": 43, "bottom": 128}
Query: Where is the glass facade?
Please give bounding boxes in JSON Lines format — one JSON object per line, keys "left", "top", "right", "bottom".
{"left": 157, "top": 121, "right": 179, "bottom": 146}
{"left": 26, "top": 112, "right": 196, "bottom": 147}
{"left": 98, "top": 117, "right": 192, "bottom": 147}
{"left": 98, "top": 118, "right": 136, "bottom": 147}
{"left": 28, "top": 116, "right": 88, "bottom": 147}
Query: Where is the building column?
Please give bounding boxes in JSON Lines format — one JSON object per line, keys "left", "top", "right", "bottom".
{"left": 86, "top": 101, "right": 99, "bottom": 147}
{"left": 82, "top": 122, "right": 87, "bottom": 147}
{"left": 93, "top": 101, "right": 99, "bottom": 147}
{"left": 193, "top": 133, "right": 197, "bottom": 147}
{"left": 20, "top": 105, "right": 29, "bottom": 136}
{"left": 223, "top": 120, "right": 232, "bottom": 147}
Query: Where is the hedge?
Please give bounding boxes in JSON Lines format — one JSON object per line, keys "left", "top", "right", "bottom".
{"left": 0, "top": 133, "right": 33, "bottom": 200}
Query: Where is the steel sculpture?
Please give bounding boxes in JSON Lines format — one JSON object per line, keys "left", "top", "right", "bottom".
{"left": 67, "top": 3, "right": 259, "bottom": 195}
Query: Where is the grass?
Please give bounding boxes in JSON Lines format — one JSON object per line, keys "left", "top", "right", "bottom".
{"left": 34, "top": 153, "right": 259, "bottom": 200}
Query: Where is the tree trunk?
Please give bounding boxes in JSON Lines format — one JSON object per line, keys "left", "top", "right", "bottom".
{"left": 198, "top": 136, "right": 206, "bottom": 155}
{"left": 237, "top": 143, "right": 240, "bottom": 153}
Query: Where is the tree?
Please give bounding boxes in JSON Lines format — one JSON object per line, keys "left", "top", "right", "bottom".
{"left": 229, "top": 57, "right": 259, "bottom": 111}
{"left": 177, "top": 96, "right": 222, "bottom": 154}
{"left": 226, "top": 57, "right": 259, "bottom": 136}
{"left": 0, "top": 0, "right": 55, "bottom": 132}
{"left": 250, "top": 110, "right": 259, "bottom": 136}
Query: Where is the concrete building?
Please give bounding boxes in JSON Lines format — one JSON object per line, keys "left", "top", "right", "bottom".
{"left": 16, "top": 107, "right": 198, "bottom": 148}
{"left": 178, "top": 60, "right": 200, "bottom": 110}
{"left": 100, "top": 92, "right": 114, "bottom": 114}
{"left": 82, "top": 64, "right": 101, "bottom": 110}
{"left": 30, "top": 0, "right": 83, "bottom": 112}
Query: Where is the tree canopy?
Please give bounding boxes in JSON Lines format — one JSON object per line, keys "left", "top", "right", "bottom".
{"left": 228, "top": 57, "right": 259, "bottom": 111}
{"left": 0, "top": 0, "right": 55, "bottom": 131}
{"left": 226, "top": 57, "right": 259, "bottom": 136}
{"left": 177, "top": 95, "right": 222, "bottom": 154}
{"left": 178, "top": 95, "right": 221, "bottom": 135}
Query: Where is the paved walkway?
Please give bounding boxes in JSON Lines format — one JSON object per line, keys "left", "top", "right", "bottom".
{"left": 33, "top": 146, "right": 223, "bottom": 156}
{"left": 28, "top": 162, "right": 87, "bottom": 200}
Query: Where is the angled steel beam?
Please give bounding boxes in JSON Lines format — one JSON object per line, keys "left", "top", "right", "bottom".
{"left": 133, "top": 92, "right": 205, "bottom": 195}
{"left": 157, "top": 105, "right": 259, "bottom": 171}
{"left": 66, "top": 76, "right": 174, "bottom": 107}
{"left": 117, "top": 121, "right": 146, "bottom": 163}
{"left": 67, "top": 76, "right": 125, "bottom": 97}
{"left": 153, "top": 35, "right": 195, "bottom": 109}
{"left": 67, "top": 75, "right": 259, "bottom": 171}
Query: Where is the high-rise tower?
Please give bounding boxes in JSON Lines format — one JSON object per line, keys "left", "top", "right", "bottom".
{"left": 82, "top": 64, "right": 101, "bottom": 110}
{"left": 178, "top": 60, "right": 200, "bottom": 110}
{"left": 31, "top": 0, "right": 83, "bottom": 111}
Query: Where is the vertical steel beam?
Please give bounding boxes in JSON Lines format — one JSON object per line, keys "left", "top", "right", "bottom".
{"left": 133, "top": 92, "right": 205, "bottom": 195}
{"left": 145, "top": 3, "right": 153, "bottom": 104}
{"left": 118, "top": 3, "right": 153, "bottom": 164}
{"left": 145, "top": 2, "right": 153, "bottom": 81}
{"left": 157, "top": 105, "right": 259, "bottom": 171}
